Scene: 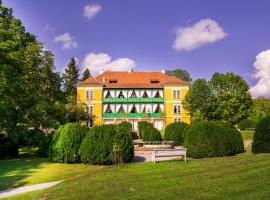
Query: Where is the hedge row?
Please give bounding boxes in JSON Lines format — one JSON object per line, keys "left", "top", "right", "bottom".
{"left": 237, "top": 119, "right": 256, "bottom": 130}
{"left": 138, "top": 121, "right": 161, "bottom": 141}
{"left": 252, "top": 116, "right": 270, "bottom": 153}
{"left": 184, "top": 121, "right": 244, "bottom": 158}
{"left": 164, "top": 122, "right": 187, "bottom": 145}
{"left": 49, "top": 122, "right": 134, "bottom": 164}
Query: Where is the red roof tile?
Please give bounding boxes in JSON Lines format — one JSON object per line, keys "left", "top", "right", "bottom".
{"left": 79, "top": 71, "right": 188, "bottom": 88}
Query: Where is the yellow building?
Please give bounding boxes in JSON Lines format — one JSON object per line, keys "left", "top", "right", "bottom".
{"left": 77, "top": 70, "right": 190, "bottom": 131}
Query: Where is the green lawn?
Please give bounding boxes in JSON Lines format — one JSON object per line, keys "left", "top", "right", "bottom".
{"left": 2, "top": 149, "right": 270, "bottom": 200}
{"left": 241, "top": 130, "right": 255, "bottom": 141}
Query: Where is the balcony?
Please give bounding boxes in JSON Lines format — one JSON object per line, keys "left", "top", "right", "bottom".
{"left": 103, "top": 113, "right": 163, "bottom": 118}
{"left": 103, "top": 97, "right": 164, "bottom": 103}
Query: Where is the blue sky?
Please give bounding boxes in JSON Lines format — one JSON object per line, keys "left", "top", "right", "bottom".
{"left": 4, "top": 0, "right": 270, "bottom": 97}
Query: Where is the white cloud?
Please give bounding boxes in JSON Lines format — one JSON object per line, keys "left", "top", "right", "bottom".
{"left": 82, "top": 53, "right": 136, "bottom": 74}
{"left": 249, "top": 49, "right": 270, "bottom": 98}
{"left": 83, "top": 4, "right": 102, "bottom": 20}
{"left": 54, "top": 33, "right": 78, "bottom": 50}
{"left": 173, "top": 18, "right": 228, "bottom": 51}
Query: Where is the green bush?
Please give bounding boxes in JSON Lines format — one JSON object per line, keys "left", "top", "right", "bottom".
{"left": 238, "top": 119, "right": 256, "bottom": 130}
{"left": 79, "top": 123, "right": 134, "bottom": 165}
{"left": 49, "top": 123, "right": 88, "bottom": 163}
{"left": 115, "top": 122, "right": 134, "bottom": 162}
{"left": 252, "top": 116, "right": 270, "bottom": 153}
{"left": 164, "top": 122, "right": 187, "bottom": 145}
{"left": 184, "top": 121, "right": 244, "bottom": 158}
{"left": 138, "top": 121, "right": 161, "bottom": 141}
{"left": 80, "top": 125, "right": 115, "bottom": 165}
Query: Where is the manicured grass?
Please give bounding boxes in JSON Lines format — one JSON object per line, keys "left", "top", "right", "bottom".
{"left": 4, "top": 150, "right": 270, "bottom": 200}
{"left": 0, "top": 157, "right": 103, "bottom": 191}
{"left": 241, "top": 130, "right": 254, "bottom": 141}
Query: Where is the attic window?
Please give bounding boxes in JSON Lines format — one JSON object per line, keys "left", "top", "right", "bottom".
{"left": 109, "top": 79, "right": 117, "bottom": 83}
{"left": 151, "top": 79, "right": 160, "bottom": 84}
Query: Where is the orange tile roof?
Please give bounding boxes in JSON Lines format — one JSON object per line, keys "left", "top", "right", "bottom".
{"left": 77, "top": 77, "right": 103, "bottom": 86}
{"left": 79, "top": 71, "right": 188, "bottom": 88}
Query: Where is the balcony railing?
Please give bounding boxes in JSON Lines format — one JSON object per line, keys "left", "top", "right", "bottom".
{"left": 103, "top": 97, "right": 164, "bottom": 103}
{"left": 103, "top": 113, "right": 163, "bottom": 118}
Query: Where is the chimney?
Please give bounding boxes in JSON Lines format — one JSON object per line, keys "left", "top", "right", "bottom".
{"left": 102, "top": 77, "right": 106, "bottom": 83}
{"left": 100, "top": 70, "right": 104, "bottom": 75}
{"left": 161, "top": 69, "right": 166, "bottom": 74}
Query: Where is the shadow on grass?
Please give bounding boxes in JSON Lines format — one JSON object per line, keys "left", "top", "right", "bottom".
{"left": 0, "top": 147, "right": 48, "bottom": 191}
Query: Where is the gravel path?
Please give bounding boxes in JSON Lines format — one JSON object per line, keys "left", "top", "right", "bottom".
{"left": 0, "top": 181, "right": 63, "bottom": 199}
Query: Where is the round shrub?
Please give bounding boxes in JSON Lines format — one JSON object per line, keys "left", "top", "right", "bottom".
{"left": 138, "top": 121, "right": 161, "bottom": 141}
{"left": 184, "top": 121, "right": 244, "bottom": 158}
{"left": 80, "top": 124, "right": 116, "bottom": 165}
{"left": 252, "top": 116, "right": 270, "bottom": 153}
{"left": 164, "top": 122, "right": 187, "bottom": 145}
{"left": 79, "top": 123, "right": 134, "bottom": 165}
{"left": 238, "top": 119, "right": 256, "bottom": 130}
{"left": 115, "top": 122, "right": 134, "bottom": 162}
{"left": 49, "top": 123, "right": 88, "bottom": 163}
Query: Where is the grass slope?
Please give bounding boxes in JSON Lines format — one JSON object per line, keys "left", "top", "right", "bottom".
{"left": 3, "top": 150, "right": 270, "bottom": 200}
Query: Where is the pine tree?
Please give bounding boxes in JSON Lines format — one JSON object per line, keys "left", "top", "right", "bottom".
{"left": 63, "top": 57, "right": 79, "bottom": 99}
{"left": 80, "top": 68, "right": 91, "bottom": 81}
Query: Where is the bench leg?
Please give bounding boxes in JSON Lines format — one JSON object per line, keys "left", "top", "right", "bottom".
{"left": 184, "top": 154, "right": 186, "bottom": 163}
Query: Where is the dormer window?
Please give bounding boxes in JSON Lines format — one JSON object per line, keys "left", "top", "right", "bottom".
{"left": 109, "top": 79, "right": 117, "bottom": 83}
{"left": 150, "top": 79, "right": 160, "bottom": 84}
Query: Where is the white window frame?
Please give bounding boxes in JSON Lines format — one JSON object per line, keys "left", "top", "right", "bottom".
{"left": 86, "top": 90, "right": 94, "bottom": 100}
{"left": 173, "top": 89, "right": 181, "bottom": 99}
{"left": 86, "top": 104, "right": 94, "bottom": 115}
{"left": 173, "top": 104, "right": 181, "bottom": 114}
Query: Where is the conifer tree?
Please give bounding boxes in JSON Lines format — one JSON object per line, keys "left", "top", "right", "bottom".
{"left": 63, "top": 57, "right": 79, "bottom": 99}
{"left": 80, "top": 68, "right": 91, "bottom": 81}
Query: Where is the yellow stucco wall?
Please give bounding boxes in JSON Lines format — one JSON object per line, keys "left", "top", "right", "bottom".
{"left": 77, "top": 85, "right": 103, "bottom": 125}
{"left": 164, "top": 85, "right": 190, "bottom": 125}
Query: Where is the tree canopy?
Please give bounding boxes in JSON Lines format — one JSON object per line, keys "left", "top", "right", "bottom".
{"left": 166, "top": 69, "right": 192, "bottom": 84}
{"left": 183, "top": 72, "right": 252, "bottom": 124}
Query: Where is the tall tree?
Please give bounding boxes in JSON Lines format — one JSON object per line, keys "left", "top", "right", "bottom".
{"left": 80, "top": 68, "right": 91, "bottom": 81}
{"left": 166, "top": 69, "right": 192, "bottom": 85}
{"left": 209, "top": 72, "right": 252, "bottom": 124}
{"left": 184, "top": 72, "right": 252, "bottom": 124}
{"left": 63, "top": 57, "right": 79, "bottom": 99}
{"left": 248, "top": 97, "right": 270, "bottom": 124}
{"left": 183, "top": 79, "right": 219, "bottom": 121}
{"left": 0, "top": 2, "right": 44, "bottom": 155}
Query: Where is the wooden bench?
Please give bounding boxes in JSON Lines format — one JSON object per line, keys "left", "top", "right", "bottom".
{"left": 152, "top": 148, "right": 187, "bottom": 163}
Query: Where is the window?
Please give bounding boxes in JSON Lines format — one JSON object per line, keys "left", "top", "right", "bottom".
{"left": 150, "top": 79, "right": 160, "bottom": 84}
{"left": 86, "top": 104, "right": 94, "bottom": 115}
{"left": 174, "top": 118, "right": 181, "bottom": 122}
{"left": 86, "top": 90, "right": 94, "bottom": 100}
{"left": 173, "top": 90, "right": 180, "bottom": 99}
{"left": 109, "top": 79, "right": 117, "bottom": 83}
{"left": 173, "top": 104, "right": 181, "bottom": 114}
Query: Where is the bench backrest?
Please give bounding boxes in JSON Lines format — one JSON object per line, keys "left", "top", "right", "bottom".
{"left": 154, "top": 148, "right": 186, "bottom": 156}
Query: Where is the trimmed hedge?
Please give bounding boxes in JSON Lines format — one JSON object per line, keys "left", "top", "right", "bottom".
{"left": 138, "top": 121, "right": 161, "bottom": 141}
{"left": 79, "top": 125, "right": 116, "bottom": 165}
{"left": 252, "top": 116, "right": 270, "bottom": 153}
{"left": 49, "top": 123, "right": 88, "bottom": 163}
{"left": 115, "top": 122, "right": 134, "bottom": 162}
{"left": 79, "top": 122, "right": 134, "bottom": 165}
{"left": 184, "top": 121, "right": 244, "bottom": 158}
{"left": 164, "top": 122, "right": 187, "bottom": 145}
{"left": 238, "top": 119, "right": 256, "bottom": 130}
